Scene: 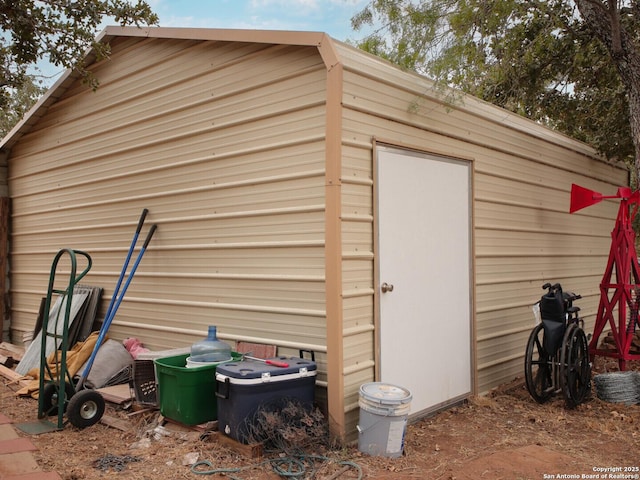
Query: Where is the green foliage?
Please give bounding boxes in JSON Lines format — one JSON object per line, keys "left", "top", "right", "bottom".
{"left": 0, "top": 0, "right": 158, "bottom": 126}
{"left": 0, "top": 74, "right": 45, "bottom": 138}
{"left": 351, "top": 0, "right": 637, "bottom": 166}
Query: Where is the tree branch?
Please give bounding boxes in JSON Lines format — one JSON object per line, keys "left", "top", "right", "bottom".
{"left": 609, "top": 0, "right": 623, "bottom": 56}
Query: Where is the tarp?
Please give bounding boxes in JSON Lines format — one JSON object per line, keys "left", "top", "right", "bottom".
{"left": 74, "top": 339, "right": 133, "bottom": 389}
{"left": 17, "top": 331, "right": 101, "bottom": 398}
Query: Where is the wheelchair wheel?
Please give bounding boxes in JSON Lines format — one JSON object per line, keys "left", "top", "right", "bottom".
{"left": 524, "top": 323, "right": 553, "bottom": 403}
{"left": 560, "top": 324, "right": 591, "bottom": 408}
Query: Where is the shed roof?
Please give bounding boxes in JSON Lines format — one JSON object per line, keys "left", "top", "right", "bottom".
{"left": 1, "top": 26, "right": 605, "bottom": 161}
{"left": 0, "top": 26, "right": 340, "bottom": 151}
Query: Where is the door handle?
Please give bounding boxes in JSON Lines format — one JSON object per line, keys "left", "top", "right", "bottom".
{"left": 381, "top": 282, "right": 394, "bottom": 293}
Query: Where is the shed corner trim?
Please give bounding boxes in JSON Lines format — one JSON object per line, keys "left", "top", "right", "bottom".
{"left": 317, "top": 34, "right": 342, "bottom": 73}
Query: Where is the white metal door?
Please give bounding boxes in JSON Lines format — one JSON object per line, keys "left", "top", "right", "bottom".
{"left": 376, "top": 145, "right": 472, "bottom": 415}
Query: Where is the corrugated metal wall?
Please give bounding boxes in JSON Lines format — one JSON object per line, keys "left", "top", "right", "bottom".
{"left": 8, "top": 38, "right": 331, "bottom": 387}
{"left": 333, "top": 42, "right": 628, "bottom": 431}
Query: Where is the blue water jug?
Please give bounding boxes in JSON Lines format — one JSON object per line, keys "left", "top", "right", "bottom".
{"left": 190, "top": 326, "right": 232, "bottom": 362}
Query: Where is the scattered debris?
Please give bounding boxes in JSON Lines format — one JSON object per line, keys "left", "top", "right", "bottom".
{"left": 0, "top": 354, "right": 15, "bottom": 368}
{"left": 99, "top": 414, "right": 132, "bottom": 432}
{"left": 0, "top": 363, "right": 31, "bottom": 389}
{"left": 0, "top": 342, "right": 25, "bottom": 362}
{"left": 182, "top": 452, "right": 199, "bottom": 466}
{"left": 128, "top": 437, "right": 151, "bottom": 450}
{"left": 93, "top": 453, "right": 141, "bottom": 472}
{"left": 152, "top": 425, "right": 172, "bottom": 440}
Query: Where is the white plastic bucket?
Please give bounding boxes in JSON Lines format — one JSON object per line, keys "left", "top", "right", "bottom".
{"left": 185, "top": 356, "right": 233, "bottom": 369}
{"left": 357, "top": 382, "right": 412, "bottom": 458}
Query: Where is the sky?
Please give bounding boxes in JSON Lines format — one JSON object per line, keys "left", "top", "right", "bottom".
{"left": 35, "top": 0, "right": 372, "bottom": 85}
{"left": 149, "top": 0, "right": 370, "bottom": 40}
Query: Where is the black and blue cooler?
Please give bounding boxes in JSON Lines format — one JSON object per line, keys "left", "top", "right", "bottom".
{"left": 215, "top": 356, "right": 317, "bottom": 444}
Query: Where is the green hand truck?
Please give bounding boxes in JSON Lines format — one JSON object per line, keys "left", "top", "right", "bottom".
{"left": 37, "top": 248, "right": 92, "bottom": 430}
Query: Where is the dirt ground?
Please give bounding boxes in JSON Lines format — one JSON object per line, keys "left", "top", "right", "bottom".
{"left": 1, "top": 357, "right": 639, "bottom": 480}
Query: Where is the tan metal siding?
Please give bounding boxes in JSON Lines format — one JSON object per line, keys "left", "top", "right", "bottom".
{"left": 8, "top": 40, "right": 331, "bottom": 363}
{"left": 335, "top": 42, "right": 624, "bottom": 182}
{"left": 333, "top": 40, "right": 627, "bottom": 432}
{"left": 339, "top": 139, "right": 375, "bottom": 433}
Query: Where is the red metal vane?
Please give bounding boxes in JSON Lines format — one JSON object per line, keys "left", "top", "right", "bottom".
{"left": 569, "top": 183, "right": 640, "bottom": 370}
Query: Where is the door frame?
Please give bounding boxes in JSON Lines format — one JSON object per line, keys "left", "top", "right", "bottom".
{"left": 372, "top": 139, "right": 477, "bottom": 417}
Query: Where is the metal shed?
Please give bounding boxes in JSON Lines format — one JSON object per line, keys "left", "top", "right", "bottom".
{"left": 0, "top": 27, "right": 628, "bottom": 441}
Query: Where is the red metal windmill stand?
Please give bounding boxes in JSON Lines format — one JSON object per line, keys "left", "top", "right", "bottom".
{"left": 570, "top": 183, "right": 640, "bottom": 370}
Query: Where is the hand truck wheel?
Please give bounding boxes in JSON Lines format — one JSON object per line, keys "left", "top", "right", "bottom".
{"left": 524, "top": 323, "right": 553, "bottom": 403}
{"left": 560, "top": 324, "right": 591, "bottom": 408}
{"left": 40, "top": 381, "right": 76, "bottom": 417}
{"left": 67, "top": 389, "right": 105, "bottom": 429}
